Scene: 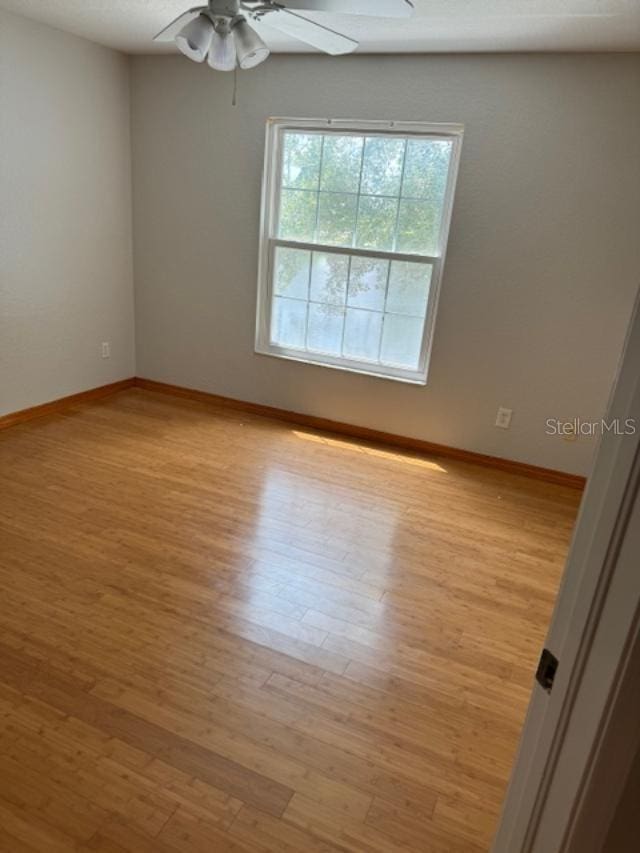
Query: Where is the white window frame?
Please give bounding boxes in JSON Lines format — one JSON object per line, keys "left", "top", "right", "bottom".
{"left": 255, "top": 117, "right": 463, "bottom": 384}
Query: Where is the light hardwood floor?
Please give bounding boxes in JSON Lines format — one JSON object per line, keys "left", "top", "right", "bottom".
{"left": 0, "top": 389, "right": 581, "bottom": 852}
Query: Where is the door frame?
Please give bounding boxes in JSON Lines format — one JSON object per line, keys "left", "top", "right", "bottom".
{"left": 493, "top": 285, "right": 640, "bottom": 852}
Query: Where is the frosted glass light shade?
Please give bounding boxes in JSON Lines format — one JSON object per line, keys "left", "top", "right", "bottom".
{"left": 233, "top": 20, "right": 270, "bottom": 69}
{"left": 175, "top": 14, "right": 214, "bottom": 63}
{"left": 208, "top": 30, "right": 237, "bottom": 71}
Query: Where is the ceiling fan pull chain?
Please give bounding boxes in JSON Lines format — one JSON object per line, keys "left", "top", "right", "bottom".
{"left": 232, "top": 63, "right": 238, "bottom": 106}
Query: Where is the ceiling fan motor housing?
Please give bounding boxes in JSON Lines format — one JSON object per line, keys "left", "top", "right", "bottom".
{"left": 208, "top": 0, "right": 241, "bottom": 17}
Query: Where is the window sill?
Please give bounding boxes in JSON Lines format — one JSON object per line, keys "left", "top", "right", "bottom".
{"left": 255, "top": 345, "right": 429, "bottom": 386}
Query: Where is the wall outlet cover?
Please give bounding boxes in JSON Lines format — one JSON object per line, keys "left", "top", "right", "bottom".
{"left": 495, "top": 407, "right": 513, "bottom": 429}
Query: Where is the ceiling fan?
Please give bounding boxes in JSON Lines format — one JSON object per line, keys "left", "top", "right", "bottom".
{"left": 154, "top": 0, "right": 415, "bottom": 72}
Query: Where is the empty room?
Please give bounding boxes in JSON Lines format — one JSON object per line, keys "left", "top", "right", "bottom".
{"left": 1, "top": 1, "right": 640, "bottom": 851}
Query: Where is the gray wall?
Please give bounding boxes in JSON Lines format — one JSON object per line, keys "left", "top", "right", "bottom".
{"left": 0, "top": 10, "right": 135, "bottom": 415}
{"left": 130, "top": 53, "right": 640, "bottom": 476}
{"left": 4, "top": 28, "right": 636, "bottom": 475}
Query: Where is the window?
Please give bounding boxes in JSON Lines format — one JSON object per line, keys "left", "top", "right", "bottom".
{"left": 255, "top": 118, "right": 463, "bottom": 384}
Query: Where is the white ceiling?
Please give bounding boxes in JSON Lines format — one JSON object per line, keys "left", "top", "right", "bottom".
{"left": 1, "top": 0, "right": 639, "bottom": 54}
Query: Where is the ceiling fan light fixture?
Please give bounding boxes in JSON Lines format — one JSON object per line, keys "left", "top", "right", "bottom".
{"left": 175, "top": 13, "right": 214, "bottom": 63}
{"left": 208, "top": 30, "right": 237, "bottom": 71}
{"left": 233, "top": 19, "right": 270, "bottom": 70}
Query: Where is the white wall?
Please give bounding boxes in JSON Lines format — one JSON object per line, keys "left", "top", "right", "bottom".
{"left": 130, "top": 53, "right": 640, "bottom": 476}
{"left": 0, "top": 10, "right": 135, "bottom": 415}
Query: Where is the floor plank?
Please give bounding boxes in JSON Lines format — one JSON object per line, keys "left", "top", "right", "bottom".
{"left": 0, "top": 389, "right": 581, "bottom": 850}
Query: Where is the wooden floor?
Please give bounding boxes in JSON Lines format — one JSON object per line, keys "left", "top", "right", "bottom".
{"left": 0, "top": 389, "right": 581, "bottom": 852}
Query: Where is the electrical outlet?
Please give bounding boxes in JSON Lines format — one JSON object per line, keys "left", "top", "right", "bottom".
{"left": 101, "top": 342, "right": 111, "bottom": 359}
{"left": 495, "top": 407, "right": 513, "bottom": 429}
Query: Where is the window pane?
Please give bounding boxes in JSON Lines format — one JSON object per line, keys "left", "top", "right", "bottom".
{"left": 386, "top": 261, "right": 432, "bottom": 317}
{"left": 320, "top": 135, "right": 363, "bottom": 193}
{"left": 360, "top": 137, "right": 405, "bottom": 197}
{"left": 317, "top": 192, "right": 357, "bottom": 247}
{"left": 271, "top": 297, "right": 307, "bottom": 349}
{"left": 310, "top": 252, "right": 349, "bottom": 305}
{"left": 282, "top": 132, "right": 322, "bottom": 190}
{"left": 380, "top": 314, "right": 424, "bottom": 368}
{"left": 396, "top": 199, "right": 440, "bottom": 255}
{"left": 264, "top": 124, "right": 460, "bottom": 381}
{"left": 402, "top": 139, "right": 452, "bottom": 200}
{"left": 343, "top": 308, "right": 383, "bottom": 361}
{"left": 279, "top": 189, "right": 318, "bottom": 242}
{"left": 274, "top": 247, "right": 311, "bottom": 300}
{"left": 347, "top": 257, "right": 388, "bottom": 311}
{"left": 355, "top": 195, "right": 398, "bottom": 251}
{"left": 307, "top": 303, "right": 345, "bottom": 355}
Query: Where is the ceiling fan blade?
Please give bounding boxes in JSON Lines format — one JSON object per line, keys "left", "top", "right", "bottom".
{"left": 259, "top": 9, "right": 358, "bottom": 55}
{"left": 277, "top": 0, "right": 414, "bottom": 18}
{"left": 153, "top": 8, "right": 205, "bottom": 42}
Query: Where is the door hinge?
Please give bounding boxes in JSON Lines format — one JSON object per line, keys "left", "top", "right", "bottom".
{"left": 536, "top": 648, "right": 559, "bottom": 693}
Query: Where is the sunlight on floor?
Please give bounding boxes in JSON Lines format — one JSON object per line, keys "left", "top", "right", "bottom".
{"left": 292, "top": 430, "right": 448, "bottom": 472}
